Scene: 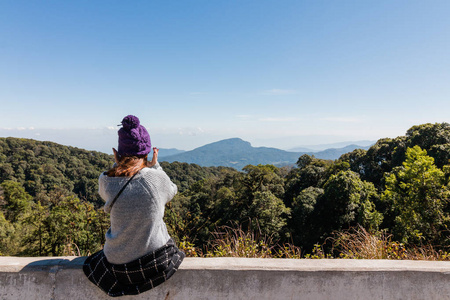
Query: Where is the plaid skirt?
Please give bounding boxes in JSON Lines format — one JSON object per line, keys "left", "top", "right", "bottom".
{"left": 83, "top": 238, "right": 185, "bottom": 297}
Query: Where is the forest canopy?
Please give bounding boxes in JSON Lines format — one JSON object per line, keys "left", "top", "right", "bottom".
{"left": 1, "top": 122, "right": 450, "bottom": 257}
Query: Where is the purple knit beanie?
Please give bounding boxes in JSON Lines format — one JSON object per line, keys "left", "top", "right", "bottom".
{"left": 117, "top": 115, "right": 152, "bottom": 156}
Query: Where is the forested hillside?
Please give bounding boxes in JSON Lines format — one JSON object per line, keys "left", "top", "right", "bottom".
{"left": 1, "top": 122, "right": 450, "bottom": 258}
{"left": 0, "top": 138, "right": 112, "bottom": 206}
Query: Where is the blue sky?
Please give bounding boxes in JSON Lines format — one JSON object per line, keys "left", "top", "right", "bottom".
{"left": 1, "top": 1, "right": 449, "bottom": 153}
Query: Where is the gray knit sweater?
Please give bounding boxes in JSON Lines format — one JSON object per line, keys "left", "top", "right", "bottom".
{"left": 98, "top": 163, "right": 178, "bottom": 264}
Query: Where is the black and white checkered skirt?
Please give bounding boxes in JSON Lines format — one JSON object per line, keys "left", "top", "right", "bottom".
{"left": 83, "top": 238, "right": 185, "bottom": 297}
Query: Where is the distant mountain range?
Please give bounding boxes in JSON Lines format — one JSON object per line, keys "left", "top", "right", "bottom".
{"left": 288, "top": 140, "right": 375, "bottom": 152}
{"left": 159, "top": 138, "right": 372, "bottom": 170}
{"left": 158, "top": 148, "right": 186, "bottom": 157}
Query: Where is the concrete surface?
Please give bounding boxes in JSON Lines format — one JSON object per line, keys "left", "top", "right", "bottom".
{"left": 1, "top": 257, "right": 450, "bottom": 299}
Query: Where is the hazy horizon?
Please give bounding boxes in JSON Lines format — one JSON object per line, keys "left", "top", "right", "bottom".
{"left": 0, "top": 126, "right": 378, "bottom": 154}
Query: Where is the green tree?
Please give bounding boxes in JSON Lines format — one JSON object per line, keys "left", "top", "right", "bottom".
{"left": 0, "top": 181, "right": 35, "bottom": 255}
{"left": 249, "top": 191, "right": 290, "bottom": 238}
{"left": 317, "top": 170, "right": 382, "bottom": 242}
{"left": 406, "top": 123, "right": 450, "bottom": 151}
{"left": 0, "top": 211, "right": 17, "bottom": 255}
{"left": 238, "top": 165, "right": 290, "bottom": 239}
{"left": 0, "top": 180, "right": 33, "bottom": 222}
{"left": 382, "top": 146, "right": 450, "bottom": 244}
{"left": 284, "top": 155, "right": 332, "bottom": 206}
{"left": 289, "top": 186, "right": 324, "bottom": 248}
{"left": 351, "top": 137, "right": 406, "bottom": 189}
{"left": 22, "top": 201, "right": 49, "bottom": 256}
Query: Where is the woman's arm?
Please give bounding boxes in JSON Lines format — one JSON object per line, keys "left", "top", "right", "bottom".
{"left": 147, "top": 147, "right": 159, "bottom": 167}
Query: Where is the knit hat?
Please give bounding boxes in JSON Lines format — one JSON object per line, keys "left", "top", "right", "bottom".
{"left": 117, "top": 115, "right": 152, "bottom": 156}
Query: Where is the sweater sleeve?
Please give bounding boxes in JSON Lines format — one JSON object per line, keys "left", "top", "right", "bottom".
{"left": 141, "top": 166, "right": 177, "bottom": 204}
{"left": 167, "top": 179, "right": 178, "bottom": 203}
{"left": 98, "top": 173, "right": 111, "bottom": 213}
{"left": 157, "top": 166, "right": 178, "bottom": 204}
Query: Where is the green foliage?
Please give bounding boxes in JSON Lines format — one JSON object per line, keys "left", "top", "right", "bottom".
{"left": 18, "top": 194, "right": 109, "bottom": 257}
{"left": 161, "top": 161, "right": 234, "bottom": 193}
{"left": 341, "top": 123, "right": 450, "bottom": 188}
{"left": 0, "top": 137, "right": 112, "bottom": 206}
{"left": 284, "top": 155, "right": 332, "bottom": 205}
{"left": 289, "top": 187, "right": 323, "bottom": 248}
{"left": 0, "top": 211, "right": 17, "bottom": 255}
{"left": 314, "top": 170, "right": 382, "bottom": 244}
{"left": 1, "top": 180, "right": 33, "bottom": 222}
{"left": 165, "top": 165, "right": 290, "bottom": 248}
{"left": 343, "top": 137, "right": 407, "bottom": 189}
{"left": 406, "top": 123, "right": 450, "bottom": 151}
{"left": 0, "top": 178, "right": 108, "bottom": 256}
{"left": 382, "top": 146, "right": 450, "bottom": 244}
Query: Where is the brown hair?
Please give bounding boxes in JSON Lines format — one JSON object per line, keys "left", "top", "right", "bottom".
{"left": 106, "top": 155, "right": 148, "bottom": 177}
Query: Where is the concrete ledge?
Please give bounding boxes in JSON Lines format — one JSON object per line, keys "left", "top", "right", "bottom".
{"left": 1, "top": 257, "right": 450, "bottom": 299}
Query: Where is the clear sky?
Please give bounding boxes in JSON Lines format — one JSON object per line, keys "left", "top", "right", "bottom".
{"left": 1, "top": 1, "right": 449, "bottom": 153}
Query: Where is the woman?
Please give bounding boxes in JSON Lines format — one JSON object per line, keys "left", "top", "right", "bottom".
{"left": 83, "top": 115, "right": 184, "bottom": 297}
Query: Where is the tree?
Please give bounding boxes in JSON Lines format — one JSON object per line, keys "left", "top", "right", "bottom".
{"left": 289, "top": 187, "right": 324, "bottom": 248}
{"left": 238, "top": 165, "right": 290, "bottom": 239}
{"left": 0, "top": 180, "right": 33, "bottom": 222}
{"left": 22, "top": 201, "right": 49, "bottom": 256}
{"left": 352, "top": 137, "right": 406, "bottom": 189}
{"left": 428, "top": 144, "right": 450, "bottom": 169}
{"left": 0, "top": 211, "right": 16, "bottom": 255}
{"left": 316, "top": 170, "right": 382, "bottom": 242}
{"left": 284, "top": 155, "right": 332, "bottom": 206}
{"left": 382, "top": 146, "right": 450, "bottom": 244}
{"left": 249, "top": 191, "right": 290, "bottom": 238}
{"left": 406, "top": 123, "right": 450, "bottom": 151}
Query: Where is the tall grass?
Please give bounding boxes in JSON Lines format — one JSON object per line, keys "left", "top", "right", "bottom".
{"left": 178, "top": 224, "right": 450, "bottom": 260}
{"left": 206, "top": 225, "right": 274, "bottom": 258}
{"left": 332, "top": 225, "right": 450, "bottom": 260}
{"left": 178, "top": 224, "right": 301, "bottom": 259}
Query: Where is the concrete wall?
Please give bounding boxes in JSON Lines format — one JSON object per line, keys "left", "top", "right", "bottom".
{"left": 1, "top": 256, "right": 450, "bottom": 300}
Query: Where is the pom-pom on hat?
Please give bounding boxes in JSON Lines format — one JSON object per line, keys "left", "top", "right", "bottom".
{"left": 117, "top": 115, "right": 152, "bottom": 156}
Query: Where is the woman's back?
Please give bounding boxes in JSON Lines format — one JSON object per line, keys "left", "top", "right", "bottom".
{"left": 99, "top": 165, "right": 178, "bottom": 264}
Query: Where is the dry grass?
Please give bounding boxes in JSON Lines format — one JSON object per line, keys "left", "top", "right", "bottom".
{"left": 331, "top": 225, "right": 450, "bottom": 261}
{"left": 178, "top": 225, "right": 302, "bottom": 258}
{"left": 178, "top": 224, "right": 450, "bottom": 260}
{"left": 205, "top": 225, "right": 275, "bottom": 258}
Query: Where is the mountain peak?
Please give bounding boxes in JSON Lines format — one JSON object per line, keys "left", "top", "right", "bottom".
{"left": 196, "top": 138, "right": 252, "bottom": 152}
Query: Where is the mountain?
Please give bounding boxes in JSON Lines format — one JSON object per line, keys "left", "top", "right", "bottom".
{"left": 289, "top": 140, "right": 375, "bottom": 152}
{"left": 160, "top": 138, "right": 370, "bottom": 169}
{"left": 312, "top": 144, "right": 372, "bottom": 160}
{"left": 160, "top": 138, "right": 301, "bottom": 170}
{"left": 158, "top": 148, "right": 186, "bottom": 157}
